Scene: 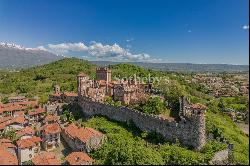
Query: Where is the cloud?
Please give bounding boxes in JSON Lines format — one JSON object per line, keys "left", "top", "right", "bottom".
{"left": 42, "top": 41, "right": 160, "bottom": 62}
{"left": 243, "top": 25, "right": 249, "bottom": 30}
{"left": 188, "top": 30, "right": 192, "bottom": 33}
{"left": 48, "top": 42, "right": 88, "bottom": 53}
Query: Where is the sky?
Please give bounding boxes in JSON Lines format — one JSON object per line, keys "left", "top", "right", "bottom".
{"left": 0, "top": 0, "right": 249, "bottom": 64}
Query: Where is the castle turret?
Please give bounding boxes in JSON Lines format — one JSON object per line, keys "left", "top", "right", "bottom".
{"left": 96, "top": 67, "right": 111, "bottom": 83}
{"left": 179, "top": 96, "right": 206, "bottom": 150}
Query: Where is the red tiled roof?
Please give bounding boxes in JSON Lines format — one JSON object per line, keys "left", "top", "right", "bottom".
{"left": 65, "top": 152, "right": 94, "bottom": 165}
{"left": 43, "top": 123, "right": 61, "bottom": 135}
{"left": 0, "top": 149, "right": 18, "bottom": 165}
{"left": 16, "top": 126, "right": 35, "bottom": 137}
{"left": 64, "top": 123, "right": 103, "bottom": 143}
{"left": 0, "top": 105, "right": 27, "bottom": 114}
{"left": 13, "top": 111, "right": 25, "bottom": 117}
{"left": 28, "top": 107, "right": 45, "bottom": 116}
{"left": 32, "top": 151, "right": 60, "bottom": 165}
{"left": 17, "top": 136, "right": 41, "bottom": 149}
{"left": 0, "top": 139, "right": 16, "bottom": 149}
{"left": 0, "top": 116, "right": 12, "bottom": 124}
{"left": 0, "top": 116, "right": 26, "bottom": 130}
{"left": 44, "top": 115, "right": 59, "bottom": 123}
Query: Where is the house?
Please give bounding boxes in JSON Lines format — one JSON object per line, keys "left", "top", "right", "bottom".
{"left": 62, "top": 123, "right": 104, "bottom": 152}
{"left": 0, "top": 147, "right": 18, "bottom": 165}
{"left": 0, "top": 104, "right": 27, "bottom": 117}
{"left": 16, "top": 136, "right": 42, "bottom": 164}
{"left": 0, "top": 116, "right": 26, "bottom": 132}
{"left": 32, "top": 151, "right": 61, "bottom": 165}
{"left": 0, "top": 138, "right": 16, "bottom": 156}
{"left": 16, "top": 126, "right": 35, "bottom": 140}
{"left": 8, "top": 96, "right": 28, "bottom": 103}
{"left": 41, "top": 123, "right": 61, "bottom": 151}
{"left": 27, "top": 107, "right": 46, "bottom": 124}
{"left": 65, "top": 152, "right": 94, "bottom": 165}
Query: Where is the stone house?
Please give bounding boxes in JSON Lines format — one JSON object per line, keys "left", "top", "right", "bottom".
{"left": 65, "top": 152, "right": 94, "bottom": 165}
{"left": 27, "top": 107, "right": 46, "bottom": 124}
{"left": 40, "top": 123, "right": 61, "bottom": 151}
{"left": 62, "top": 123, "right": 104, "bottom": 152}
{"left": 16, "top": 136, "right": 41, "bottom": 165}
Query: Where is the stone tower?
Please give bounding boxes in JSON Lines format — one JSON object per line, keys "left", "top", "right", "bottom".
{"left": 96, "top": 67, "right": 111, "bottom": 83}
{"left": 77, "top": 73, "right": 90, "bottom": 96}
{"left": 179, "top": 96, "right": 206, "bottom": 150}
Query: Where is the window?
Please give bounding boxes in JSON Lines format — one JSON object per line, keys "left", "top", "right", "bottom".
{"left": 29, "top": 147, "right": 32, "bottom": 151}
{"left": 29, "top": 154, "right": 32, "bottom": 158}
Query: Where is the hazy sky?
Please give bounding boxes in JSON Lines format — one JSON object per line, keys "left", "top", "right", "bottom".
{"left": 0, "top": 0, "right": 249, "bottom": 64}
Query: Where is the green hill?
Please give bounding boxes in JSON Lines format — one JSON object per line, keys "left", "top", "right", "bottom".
{"left": 0, "top": 58, "right": 248, "bottom": 164}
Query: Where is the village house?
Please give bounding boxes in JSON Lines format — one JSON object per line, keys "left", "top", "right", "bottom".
{"left": 0, "top": 147, "right": 18, "bottom": 165}
{"left": 65, "top": 152, "right": 94, "bottom": 165}
{"left": 16, "top": 136, "right": 42, "bottom": 165}
{"left": 27, "top": 107, "right": 46, "bottom": 124}
{"left": 62, "top": 123, "right": 104, "bottom": 152}
{"left": 0, "top": 115, "right": 26, "bottom": 132}
{"left": 43, "top": 114, "right": 59, "bottom": 125}
{"left": 16, "top": 126, "right": 35, "bottom": 140}
{"left": 32, "top": 151, "right": 61, "bottom": 165}
{"left": 40, "top": 123, "right": 61, "bottom": 151}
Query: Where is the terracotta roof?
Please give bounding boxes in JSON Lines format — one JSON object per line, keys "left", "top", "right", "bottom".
{"left": 16, "top": 136, "right": 41, "bottom": 149}
{"left": 65, "top": 152, "right": 94, "bottom": 165}
{"left": 63, "top": 92, "right": 78, "bottom": 97}
{"left": 77, "top": 72, "right": 88, "bottom": 77}
{"left": 16, "top": 126, "right": 35, "bottom": 137}
{"left": 191, "top": 103, "right": 207, "bottom": 110}
{"left": 43, "top": 123, "right": 61, "bottom": 135}
{"left": 32, "top": 151, "right": 60, "bottom": 165}
{"left": 0, "top": 116, "right": 26, "bottom": 130}
{"left": 44, "top": 114, "right": 59, "bottom": 123}
{"left": 17, "top": 100, "right": 38, "bottom": 107}
{"left": 28, "top": 107, "right": 45, "bottom": 116}
{"left": 64, "top": 123, "right": 103, "bottom": 143}
{"left": 0, "top": 105, "right": 27, "bottom": 114}
{"left": 0, "top": 116, "right": 12, "bottom": 124}
{"left": 13, "top": 111, "right": 25, "bottom": 117}
{"left": 0, "top": 138, "right": 16, "bottom": 149}
{"left": 0, "top": 149, "right": 18, "bottom": 165}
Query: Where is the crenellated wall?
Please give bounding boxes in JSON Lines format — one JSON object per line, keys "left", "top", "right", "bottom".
{"left": 78, "top": 96, "right": 206, "bottom": 150}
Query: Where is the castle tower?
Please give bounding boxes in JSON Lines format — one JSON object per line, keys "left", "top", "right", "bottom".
{"left": 179, "top": 96, "right": 206, "bottom": 150}
{"left": 96, "top": 67, "right": 111, "bottom": 83}
{"left": 54, "top": 85, "right": 60, "bottom": 94}
{"left": 77, "top": 73, "right": 90, "bottom": 96}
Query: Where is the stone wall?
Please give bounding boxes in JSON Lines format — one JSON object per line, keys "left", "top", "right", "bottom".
{"left": 78, "top": 96, "right": 206, "bottom": 150}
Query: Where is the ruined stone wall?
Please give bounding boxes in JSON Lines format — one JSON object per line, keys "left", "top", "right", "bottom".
{"left": 78, "top": 96, "right": 206, "bottom": 150}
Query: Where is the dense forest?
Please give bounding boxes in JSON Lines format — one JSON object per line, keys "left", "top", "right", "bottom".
{"left": 0, "top": 58, "right": 248, "bottom": 164}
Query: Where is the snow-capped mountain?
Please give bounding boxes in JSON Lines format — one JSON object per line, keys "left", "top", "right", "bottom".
{"left": 0, "top": 42, "right": 64, "bottom": 69}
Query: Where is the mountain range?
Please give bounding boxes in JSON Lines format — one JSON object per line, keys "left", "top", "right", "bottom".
{"left": 0, "top": 42, "right": 63, "bottom": 69}
{"left": 0, "top": 42, "right": 248, "bottom": 72}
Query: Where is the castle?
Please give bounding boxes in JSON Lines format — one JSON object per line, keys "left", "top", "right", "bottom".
{"left": 77, "top": 67, "right": 150, "bottom": 105}
{"left": 50, "top": 67, "right": 207, "bottom": 150}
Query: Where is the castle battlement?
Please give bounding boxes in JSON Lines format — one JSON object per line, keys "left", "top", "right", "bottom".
{"left": 77, "top": 95, "right": 206, "bottom": 150}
